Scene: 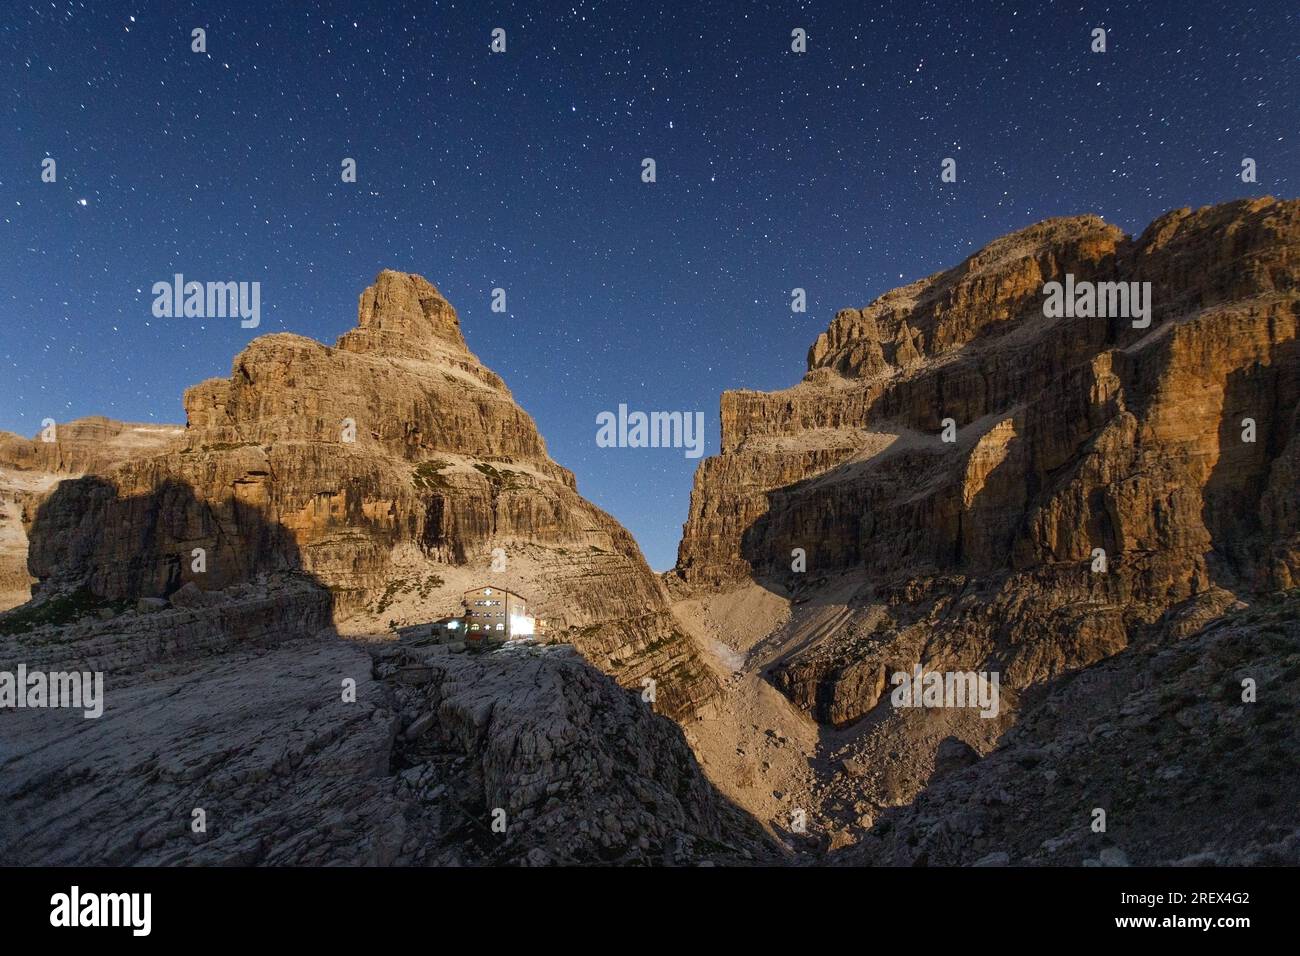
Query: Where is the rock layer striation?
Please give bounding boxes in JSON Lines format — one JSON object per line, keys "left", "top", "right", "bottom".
{"left": 674, "top": 198, "right": 1300, "bottom": 726}
{"left": 13, "top": 271, "right": 717, "bottom": 719}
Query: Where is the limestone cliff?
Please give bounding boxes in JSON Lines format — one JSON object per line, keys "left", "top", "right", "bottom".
{"left": 0, "top": 418, "right": 183, "bottom": 609}
{"left": 673, "top": 198, "right": 1300, "bottom": 726}
{"left": 16, "top": 271, "right": 718, "bottom": 720}
{"left": 0, "top": 416, "right": 184, "bottom": 476}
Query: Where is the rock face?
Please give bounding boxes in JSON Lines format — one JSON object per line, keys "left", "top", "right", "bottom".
{"left": 848, "top": 592, "right": 1300, "bottom": 867}
{"left": 0, "top": 418, "right": 183, "bottom": 610}
{"left": 380, "top": 643, "right": 774, "bottom": 865}
{"left": 673, "top": 198, "right": 1300, "bottom": 726}
{"left": 0, "top": 416, "right": 183, "bottom": 477}
{"left": 15, "top": 272, "right": 717, "bottom": 720}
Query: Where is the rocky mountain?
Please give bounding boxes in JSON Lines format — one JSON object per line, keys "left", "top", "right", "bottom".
{"left": 673, "top": 197, "right": 1299, "bottom": 731}
{"left": 0, "top": 271, "right": 758, "bottom": 867}
{"left": 10, "top": 271, "right": 717, "bottom": 720}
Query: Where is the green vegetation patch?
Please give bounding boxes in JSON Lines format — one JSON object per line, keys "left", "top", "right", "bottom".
{"left": 373, "top": 572, "right": 446, "bottom": 613}
{"left": 412, "top": 459, "right": 453, "bottom": 492}
{"left": 375, "top": 579, "right": 412, "bottom": 615}
{"left": 0, "top": 587, "right": 132, "bottom": 636}
{"left": 473, "top": 462, "right": 526, "bottom": 491}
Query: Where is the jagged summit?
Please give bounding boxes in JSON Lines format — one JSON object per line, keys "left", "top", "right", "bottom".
{"left": 338, "top": 270, "right": 471, "bottom": 359}
{"left": 803, "top": 197, "right": 1294, "bottom": 383}
{"left": 806, "top": 213, "right": 1123, "bottom": 378}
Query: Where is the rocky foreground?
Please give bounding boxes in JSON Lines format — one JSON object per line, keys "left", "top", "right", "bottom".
{"left": 0, "top": 600, "right": 774, "bottom": 865}
{"left": 847, "top": 591, "right": 1300, "bottom": 866}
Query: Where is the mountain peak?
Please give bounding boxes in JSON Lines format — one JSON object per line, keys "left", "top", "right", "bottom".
{"left": 336, "top": 270, "right": 468, "bottom": 359}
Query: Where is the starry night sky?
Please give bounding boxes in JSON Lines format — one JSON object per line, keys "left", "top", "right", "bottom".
{"left": 2, "top": 1, "right": 1296, "bottom": 570}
